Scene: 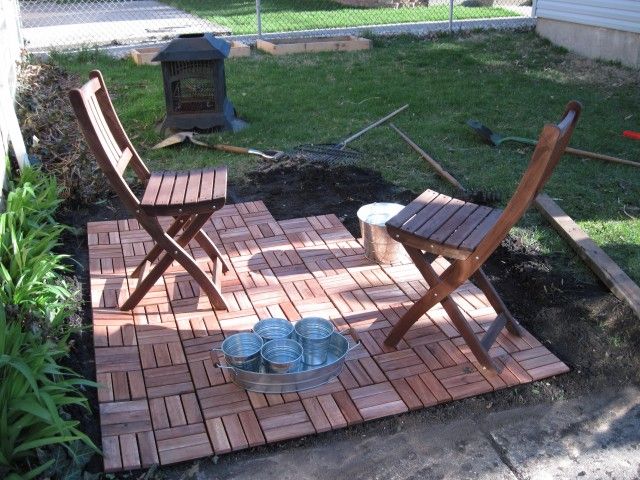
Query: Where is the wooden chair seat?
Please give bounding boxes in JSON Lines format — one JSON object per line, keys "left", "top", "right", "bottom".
{"left": 386, "top": 189, "right": 503, "bottom": 260}
{"left": 383, "top": 101, "right": 582, "bottom": 372}
{"left": 141, "top": 168, "right": 227, "bottom": 216}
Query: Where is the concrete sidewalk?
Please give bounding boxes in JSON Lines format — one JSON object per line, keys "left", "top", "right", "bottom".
{"left": 160, "top": 387, "right": 639, "bottom": 479}
{"left": 20, "top": 1, "right": 228, "bottom": 51}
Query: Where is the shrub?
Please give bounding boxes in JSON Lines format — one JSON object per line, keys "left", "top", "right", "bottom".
{"left": 0, "top": 167, "right": 79, "bottom": 334}
{"left": 0, "top": 307, "right": 98, "bottom": 479}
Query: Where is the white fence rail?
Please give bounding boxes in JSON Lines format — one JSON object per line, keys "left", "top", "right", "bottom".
{"left": 19, "top": 0, "right": 534, "bottom": 53}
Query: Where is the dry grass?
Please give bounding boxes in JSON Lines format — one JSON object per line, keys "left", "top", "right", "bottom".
{"left": 16, "top": 63, "right": 103, "bottom": 205}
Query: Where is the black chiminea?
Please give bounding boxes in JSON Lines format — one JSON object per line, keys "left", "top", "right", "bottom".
{"left": 153, "top": 33, "right": 246, "bottom": 133}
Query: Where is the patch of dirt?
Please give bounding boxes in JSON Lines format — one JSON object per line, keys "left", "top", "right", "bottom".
{"left": 558, "top": 53, "right": 640, "bottom": 88}
{"left": 231, "top": 159, "right": 417, "bottom": 234}
{"left": 58, "top": 158, "right": 638, "bottom": 477}
{"left": 16, "top": 63, "right": 104, "bottom": 205}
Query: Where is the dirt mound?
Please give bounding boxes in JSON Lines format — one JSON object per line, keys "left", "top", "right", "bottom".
{"left": 231, "top": 159, "right": 418, "bottom": 236}
{"left": 16, "top": 63, "right": 102, "bottom": 205}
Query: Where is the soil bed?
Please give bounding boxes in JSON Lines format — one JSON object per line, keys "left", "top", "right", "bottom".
{"left": 57, "top": 158, "right": 639, "bottom": 476}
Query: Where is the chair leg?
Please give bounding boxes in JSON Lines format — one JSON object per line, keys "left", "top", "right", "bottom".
{"left": 385, "top": 246, "right": 498, "bottom": 371}
{"left": 121, "top": 214, "right": 228, "bottom": 311}
{"left": 131, "top": 216, "right": 229, "bottom": 277}
{"left": 131, "top": 215, "right": 188, "bottom": 278}
{"left": 471, "top": 269, "right": 521, "bottom": 336}
{"left": 194, "top": 230, "right": 229, "bottom": 273}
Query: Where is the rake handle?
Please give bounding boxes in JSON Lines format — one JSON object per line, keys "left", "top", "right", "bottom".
{"left": 564, "top": 146, "right": 640, "bottom": 168}
{"left": 390, "top": 123, "right": 465, "bottom": 191}
{"left": 501, "top": 136, "right": 639, "bottom": 168}
{"left": 339, "top": 104, "right": 409, "bottom": 148}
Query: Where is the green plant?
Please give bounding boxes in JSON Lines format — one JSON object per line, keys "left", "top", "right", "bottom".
{"left": 0, "top": 167, "right": 79, "bottom": 333}
{"left": 0, "top": 306, "right": 98, "bottom": 479}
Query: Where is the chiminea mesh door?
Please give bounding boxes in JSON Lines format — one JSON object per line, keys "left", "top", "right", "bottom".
{"left": 154, "top": 33, "right": 246, "bottom": 133}
{"left": 169, "top": 61, "right": 217, "bottom": 113}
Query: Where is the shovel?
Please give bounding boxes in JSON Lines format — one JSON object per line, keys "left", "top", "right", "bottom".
{"left": 152, "top": 131, "right": 285, "bottom": 160}
{"left": 467, "top": 119, "right": 640, "bottom": 169}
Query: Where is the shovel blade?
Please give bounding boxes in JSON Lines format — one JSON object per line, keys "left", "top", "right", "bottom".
{"left": 152, "top": 131, "right": 195, "bottom": 150}
{"left": 466, "top": 119, "right": 502, "bottom": 146}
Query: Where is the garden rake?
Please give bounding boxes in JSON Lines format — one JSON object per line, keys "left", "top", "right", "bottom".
{"left": 288, "top": 104, "right": 409, "bottom": 165}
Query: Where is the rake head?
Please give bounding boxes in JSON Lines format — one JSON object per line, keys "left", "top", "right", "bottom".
{"left": 287, "top": 144, "right": 362, "bottom": 165}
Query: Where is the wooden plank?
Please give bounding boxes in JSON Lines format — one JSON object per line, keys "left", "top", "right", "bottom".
{"left": 302, "top": 397, "right": 332, "bottom": 433}
{"left": 317, "top": 394, "right": 347, "bottom": 429}
{"left": 256, "top": 36, "right": 370, "bottom": 55}
{"left": 156, "top": 172, "right": 176, "bottom": 206}
{"left": 184, "top": 170, "right": 202, "bottom": 204}
{"left": 405, "top": 375, "right": 438, "bottom": 407}
{"left": 120, "top": 433, "right": 141, "bottom": 470}
{"left": 391, "top": 378, "right": 422, "bottom": 410}
{"left": 415, "top": 198, "right": 465, "bottom": 238}
{"left": 222, "top": 414, "right": 248, "bottom": 450}
{"left": 443, "top": 205, "right": 492, "bottom": 248}
{"left": 199, "top": 168, "right": 217, "bottom": 202}
{"left": 386, "top": 189, "right": 439, "bottom": 229}
{"left": 402, "top": 194, "right": 451, "bottom": 234}
{"left": 137, "top": 430, "right": 159, "bottom": 467}
{"left": 459, "top": 209, "right": 502, "bottom": 251}
{"left": 429, "top": 203, "right": 478, "bottom": 244}
{"left": 169, "top": 170, "right": 189, "bottom": 206}
{"left": 535, "top": 193, "right": 640, "bottom": 318}
{"left": 102, "top": 436, "right": 122, "bottom": 472}
{"left": 206, "top": 417, "right": 232, "bottom": 454}
{"left": 237, "top": 410, "right": 266, "bottom": 447}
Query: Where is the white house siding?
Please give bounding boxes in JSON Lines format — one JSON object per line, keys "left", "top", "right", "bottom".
{"left": 535, "top": 0, "right": 640, "bottom": 34}
{"left": 1, "top": 0, "right": 28, "bottom": 202}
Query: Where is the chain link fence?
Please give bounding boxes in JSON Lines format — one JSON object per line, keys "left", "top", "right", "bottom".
{"left": 19, "top": 0, "right": 534, "bottom": 52}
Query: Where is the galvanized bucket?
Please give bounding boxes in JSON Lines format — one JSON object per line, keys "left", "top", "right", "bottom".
{"left": 357, "top": 203, "right": 405, "bottom": 264}
{"left": 294, "top": 317, "right": 334, "bottom": 366}
{"left": 253, "top": 318, "right": 294, "bottom": 342}
{"left": 215, "top": 332, "right": 263, "bottom": 372}
{"left": 261, "top": 339, "right": 303, "bottom": 374}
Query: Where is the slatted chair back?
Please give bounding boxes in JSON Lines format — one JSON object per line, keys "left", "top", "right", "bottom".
{"left": 69, "top": 70, "right": 151, "bottom": 214}
{"left": 470, "top": 102, "right": 581, "bottom": 268}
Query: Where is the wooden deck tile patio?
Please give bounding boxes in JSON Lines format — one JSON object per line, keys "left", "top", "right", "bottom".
{"left": 88, "top": 201, "right": 569, "bottom": 472}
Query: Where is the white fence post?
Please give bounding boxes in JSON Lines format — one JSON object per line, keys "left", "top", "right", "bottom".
{"left": 0, "top": 0, "right": 29, "bottom": 197}
{"left": 256, "top": 0, "right": 263, "bottom": 37}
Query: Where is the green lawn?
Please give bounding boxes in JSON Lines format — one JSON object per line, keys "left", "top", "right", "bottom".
{"left": 165, "top": 0, "right": 518, "bottom": 35}
{"left": 54, "top": 31, "right": 640, "bottom": 285}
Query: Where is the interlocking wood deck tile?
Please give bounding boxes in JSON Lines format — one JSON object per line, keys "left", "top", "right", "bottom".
{"left": 255, "top": 401, "right": 316, "bottom": 442}
{"left": 89, "top": 202, "right": 570, "bottom": 472}
{"left": 348, "top": 382, "right": 408, "bottom": 420}
{"left": 155, "top": 423, "right": 213, "bottom": 465}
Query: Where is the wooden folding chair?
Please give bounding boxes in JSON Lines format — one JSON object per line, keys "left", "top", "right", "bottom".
{"left": 70, "top": 70, "right": 229, "bottom": 311}
{"left": 385, "top": 101, "right": 582, "bottom": 371}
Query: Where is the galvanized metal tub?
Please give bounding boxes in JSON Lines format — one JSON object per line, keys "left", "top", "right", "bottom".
{"left": 217, "top": 332, "right": 358, "bottom": 393}
{"left": 357, "top": 202, "right": 405, "bottom": 264}
{"left": 261, "top": 339, "right": 303, "bottom": 373}
{"left": 253, "top": 318, "right": 294, "bottom": 342}
{"left": 294, "top": 317, "right": 334, "bottom": 366}
{"left": 214, "top": 332, "right": 263, "bottom": 372}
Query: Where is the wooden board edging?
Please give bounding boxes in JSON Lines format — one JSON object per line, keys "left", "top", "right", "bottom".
{"left": 534, "top": 193, "right": 640, "bottom": 318}
{"left": 256, "top": 36, "right": 371, "bottom": 55}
